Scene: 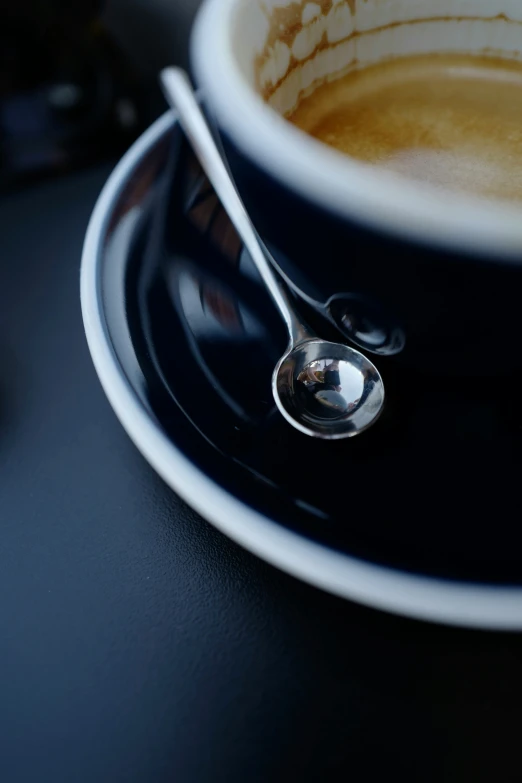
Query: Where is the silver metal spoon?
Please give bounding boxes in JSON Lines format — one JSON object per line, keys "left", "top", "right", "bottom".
{"left": 161, "top": 67, "right": 385, "bottom": 439}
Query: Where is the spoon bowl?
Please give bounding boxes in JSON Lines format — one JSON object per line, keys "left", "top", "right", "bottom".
{"left": 274, "top": 340, "right": 385, "bottom": 439}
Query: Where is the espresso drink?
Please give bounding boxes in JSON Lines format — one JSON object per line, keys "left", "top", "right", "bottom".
{"left": 289, "top": 55, "right": 522, "bottom": 201}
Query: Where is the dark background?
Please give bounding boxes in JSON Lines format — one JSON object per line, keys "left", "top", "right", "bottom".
{"left": 105, "top": 0, "right": 197, "bottom": 72}
{"left": 0, "top": 0, "right": 198, "bottom": 190}
{"left": 1, "top": 3, "right": 522, "bottom": 782}
{"left": 103, "top": 0, "right": 198, "bottom": 117}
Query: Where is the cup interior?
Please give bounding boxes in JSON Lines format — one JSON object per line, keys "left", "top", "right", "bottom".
{"left": 193, "top": 0, "right": 522, "bottom": 256}
{"left": 232, "top": 0, "right": 522, "bottom": 116}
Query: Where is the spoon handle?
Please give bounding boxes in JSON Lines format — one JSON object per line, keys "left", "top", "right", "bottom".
{"left": 160, "top": 67, "right": 310, "bottom": 346}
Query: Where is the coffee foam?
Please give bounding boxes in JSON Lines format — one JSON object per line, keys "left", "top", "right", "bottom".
{"left": 288, "top": 54, "right": 522, "bottom": 200}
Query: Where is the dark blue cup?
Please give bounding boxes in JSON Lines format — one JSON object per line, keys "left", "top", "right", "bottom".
{"left": 192, "top": 0, "right": 522, "bottom": 375}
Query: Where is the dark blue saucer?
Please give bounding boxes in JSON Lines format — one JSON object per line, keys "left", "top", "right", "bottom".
{"left": 81, "top": 112, "right": 522, "bottom": 628}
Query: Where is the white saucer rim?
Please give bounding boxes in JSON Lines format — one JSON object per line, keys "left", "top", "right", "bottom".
{"left": 81, "top": 110, "right": 522, "bottom": 631}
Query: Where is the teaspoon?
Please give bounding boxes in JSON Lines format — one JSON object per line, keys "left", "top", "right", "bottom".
{"left": 161, "top": 67, "right": 385, "bottom": 439}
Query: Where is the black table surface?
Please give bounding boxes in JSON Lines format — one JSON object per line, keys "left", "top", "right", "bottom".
{"left": 1, "top": 167, "right": 522, "bottom": 783}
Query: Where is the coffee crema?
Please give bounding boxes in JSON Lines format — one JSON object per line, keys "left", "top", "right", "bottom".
{"left": 288, "top": 54, "right": 522, "bottom": 201}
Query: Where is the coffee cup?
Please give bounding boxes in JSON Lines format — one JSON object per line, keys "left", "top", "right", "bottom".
{"left": 191, "top": 0, "right": 522, "bottom": 375}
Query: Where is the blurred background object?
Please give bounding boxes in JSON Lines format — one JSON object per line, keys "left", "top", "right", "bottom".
{"left": 0, "top": 0, "right": 199, "bottom": 191}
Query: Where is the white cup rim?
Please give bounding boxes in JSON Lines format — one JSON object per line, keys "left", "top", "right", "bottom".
{"left": 192, "top": 0, "right": 522, "bottom": 261}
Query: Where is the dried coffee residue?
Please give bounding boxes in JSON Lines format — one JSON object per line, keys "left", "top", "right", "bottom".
{"left": 254, "top": 2, "right": 518, "bottom": 102}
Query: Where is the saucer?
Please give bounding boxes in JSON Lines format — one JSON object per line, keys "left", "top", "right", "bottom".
{"left": 81, "top": 111, "right": 522, "bottom": 630}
